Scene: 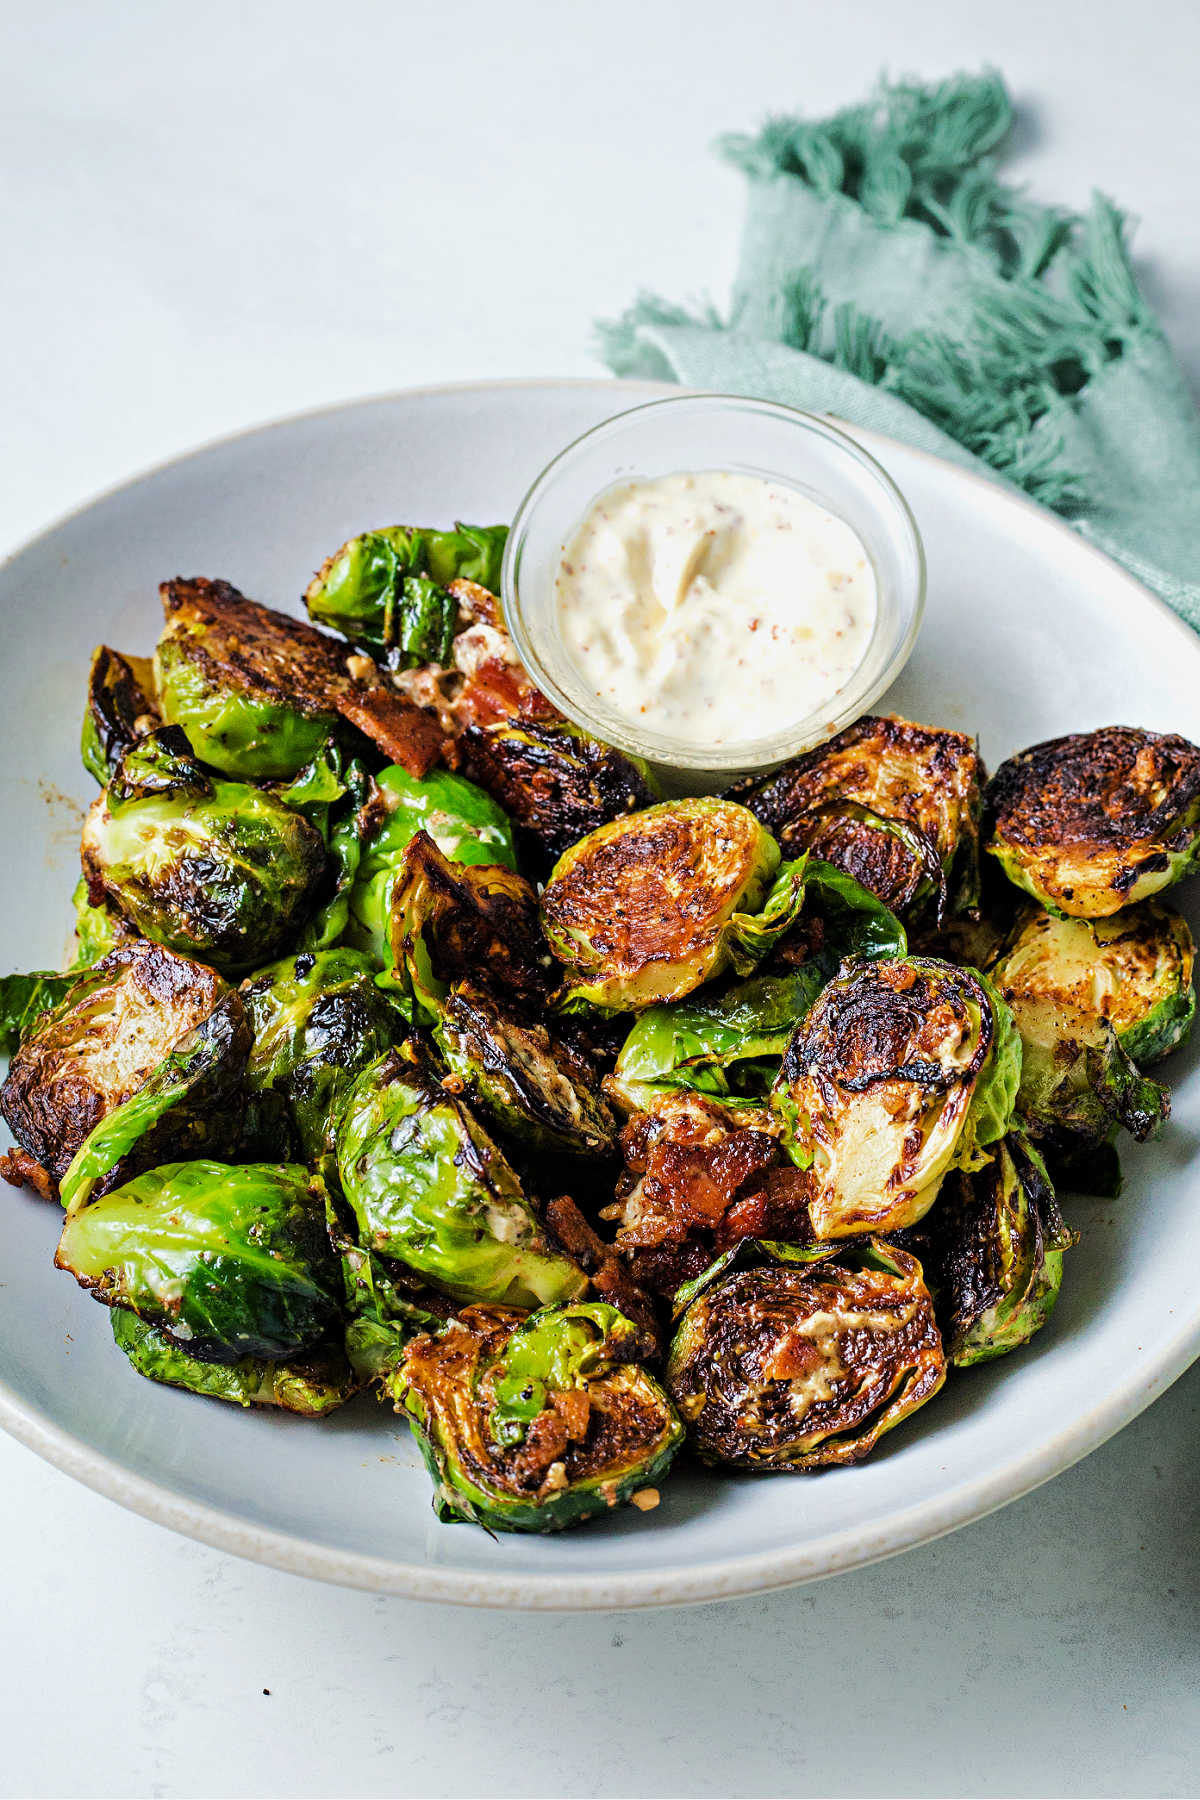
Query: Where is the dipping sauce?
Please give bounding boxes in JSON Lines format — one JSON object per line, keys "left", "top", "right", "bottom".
{"left": 554, "top": 470, "right": 877, "bottom": 747}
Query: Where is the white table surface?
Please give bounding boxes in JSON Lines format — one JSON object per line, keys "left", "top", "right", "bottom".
{"left": 3, "top": 4, "right": 1200, "bottom": 1795}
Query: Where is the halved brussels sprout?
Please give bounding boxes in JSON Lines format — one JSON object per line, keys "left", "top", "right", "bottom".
{"left": 987, "top": 726, "right": 1200, "bottom": 916}
{"left": 0, "top": 940, "right": 230, "bottom": 1193}
{"left": 728, "top": 715, "right": 983, "bottom": 918}
{"left": 81, "top": 646, "right": 160, "bottom": 784}
{"left": 155, "top": 576, "right": 446, "bottom": 776}
{"left": 56, "top": 1161, "right": 341, "bottom": 1361}
{"left": 434, "top": 983, "right": 617, "bottom": 1156}
{"left": 155, "top": 577, "right": 340, "bottom": 779}
{"left": 336, "top": 1044, "right": 586, "bottom": 1309}
{"left": 304, "top": 522, "right": 507, "bottom": 664}
{"left": 918, "top": 1133, "right": 1076, "bottom": 1365}
{"left": 540, "top": 799, "right": 795, "bottom": 1011}
{"left": 770, "top": 957, "right": 1021, "bottom": 1238}
{"left": 242, "top": 948, "right": 404, "bottom": 1161}
{"left": 665, "top": 1242, "right": 945, "bottom": 1470}
{"left": 344, "top": 763, "right": 516, "bottom": 968}
{"left": 393, "top": 1301, "right": 683, "bottom": 1532}
{"left": 990, "top": 902, "right": 1188, "bottom": 1144}
{"left": 460, "top": 719, "right": 658, "bottom": 861}
{"left": 387, "top": 830, "right": 551, "bottom": 1014}
{"left": 608, "top": 862, "right": 907, "bottom": 1113}
{"left": 80, "top": 729, "right": 327, "bottom": 973}
{"left": 111, "top": 1309, "right": 356, "bottom": 1416}
{"left": 57, "top": 991, "right": 252, "bottom": 1213}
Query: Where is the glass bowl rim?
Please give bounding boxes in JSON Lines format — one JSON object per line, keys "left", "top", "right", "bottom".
{"left": 500, "top": 392, "right": 927, "bottom": 774}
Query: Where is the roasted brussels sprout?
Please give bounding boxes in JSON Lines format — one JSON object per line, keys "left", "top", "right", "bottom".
{"left": 987, "top": 726, "right": 1200, "bottom": 916}
{"left": 460, "top": 719, "right": 658, "bottom": 861}
{"left": 666, "top": 1242, "right": 945, "bottom": 1470}
{"left": 608, "top": 862, "right": 907, "bottom": 1112}
{"left": 57, "top": 990, "right": 252, "bottom": 1213}
{"left": 336, "top": 1044, "right": 586, "bottom": 1309}
{"left": 1, "top": 940, "right": 231, "bottom": 1193}
{"left": 393, "top": 1301, "right": 683, "bottom": 1531}
{"left": 387, "top": 830, "right": 551, "bottom": 1015}
{"left": 916, "top": 1134, "right": 1075, "bottom": 1365}
{"left": 56, "top": 1161, "right": 341, "bottom": 1361}
{"left": 991, "top": 902, "right": 1189, "bottom": 1144}
{"left": 540, "top": 799, "right": 808, "bottom": 1011}
{"left": 111, "top": 1309, "right": 356, "bottom": 1415}
{"left": 155, "top": 578, "right": 339, "bottom": 779}
{"left": 728, "top": 715, "right": 983, "bottom": 918}
{"left": 434, "top": 983, "right": 617, "bottom": 1156}
{"left": 81, "top": 646, "right": 160, "bottom": 783}
{"left": 305, "top": 522, "right": 507, "bottom": 665}
{"left": 771, "top": 957, "right": 1021, "bottom": 1237}
{"left": 156, "top": 577, "right": 445, "bottom": 775}
{"left": 80, "top": 728, "right": 327, "bottom": 973}
{"left": 242, "top": 948, "right": 404, "bottom": 1161}
{"left": 345, "top": 763, "right": 516, "bottom": 967}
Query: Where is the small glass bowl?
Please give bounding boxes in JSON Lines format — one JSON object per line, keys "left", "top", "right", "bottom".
{"left": 501, "top": 394, "right": 926, "bottom": 789}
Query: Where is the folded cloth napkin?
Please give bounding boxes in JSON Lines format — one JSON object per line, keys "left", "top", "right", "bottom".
{"left": 599, "top": 71, "right": 1200, "bottom": 624}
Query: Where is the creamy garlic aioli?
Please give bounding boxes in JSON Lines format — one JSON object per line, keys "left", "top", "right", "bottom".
{"left": 554, "top": 470, "right": 877, "bottom": 746}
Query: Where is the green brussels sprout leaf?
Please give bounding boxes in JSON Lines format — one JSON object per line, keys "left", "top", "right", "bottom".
{"left": 111, "top": 1308, "right": 356, "bottom": 1416}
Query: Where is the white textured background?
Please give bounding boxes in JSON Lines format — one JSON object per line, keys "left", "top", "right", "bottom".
{"left": 3, "top": 3, "right": 1199, "bottom": 1796}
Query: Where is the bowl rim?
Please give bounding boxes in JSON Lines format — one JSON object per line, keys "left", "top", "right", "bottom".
{"left": 2, "top": 374, "right": 1199, "bottom": 1611}
{"left": 500, "top": 392, "right": 927, "bottom": 773}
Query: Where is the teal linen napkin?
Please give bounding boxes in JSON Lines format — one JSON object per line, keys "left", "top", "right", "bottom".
{"left": 599, "top": 72, "right": 1200, "bottom": 624}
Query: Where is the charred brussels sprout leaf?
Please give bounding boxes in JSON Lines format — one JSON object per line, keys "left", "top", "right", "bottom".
{"left": 540, "top": 799, "right": 787, "bottom": 1011}
{"left": 111, "top": 1309, "right": 356, "bottom": 1415}
{"left": 81, "top": 729, "right": 327, "bottom": 974}
{"left": 917, "top": 1134, "right": 1076, "bottom": 1365}
{"left": 1, "top": 940, "right": 230, "bottom": 1191}
{"left": 387, "top": 830, "right": 550, "bottom": 1016}
{"left": 305, "top": 523, "right": 507, "bottom": 665}
{"left": 81, "top": 646, "right": 160, "bottom": 784}
{"left": 56, "top": 1161, "right": 341, "bottom": 1361}
{"left": 58, "top": 990, "right": 252, "bottom": 1213}
{"left": 434, "top": 982, "right": 617, "bottom": 1156}
{"left": 991, "top": 903, "right": 1188, "bottom": 1144}
{"left": 242, "top": 948, "right": 404, "bottom": 1161}
{"left": 666, "top": 1243, "right": 945, "bottom": 1470}
{"left": 987, "top": 726, "right": 1200, "bottom": 916}
{"left": 345, "top": 764, "right": 516, "bottom": 969}
{"left": 770, "top": 957, "right": 1021, "bottom": 1237}
{"left": 727, "top": 715, "right": 983, "bottom": 919}
{"left": 336, "top": 1045, "right": 586, "bottom": 1309}
{"left": 609, "top": 861, "right": 906, "bottom": 1112}
{"left": 460, "top": 719, "right": 658, "bottom": 861}
{"left": 392, "top": 1302, "right": 683, "bottom": 1531}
